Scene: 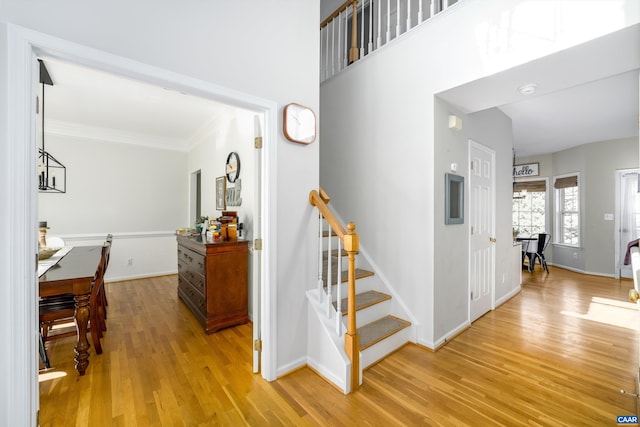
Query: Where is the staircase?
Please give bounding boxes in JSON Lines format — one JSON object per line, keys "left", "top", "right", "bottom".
{"left": 323, "top": 246, "right": 412, "bottom": 369}
{"left": 307, "top": 189, "right": 414, "bottom": 394}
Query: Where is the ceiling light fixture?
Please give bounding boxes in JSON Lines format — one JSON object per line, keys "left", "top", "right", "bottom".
{"left": 38, "top": 59, "right": 66, "bottom": 193}
{"left": 518, "top": 83, "right": 537, "bottom": 96}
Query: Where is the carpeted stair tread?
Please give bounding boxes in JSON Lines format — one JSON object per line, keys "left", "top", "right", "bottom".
{"left": 323, "top": 249, "right": 349, "bottom": 259}
{"left": 333, "top": 290, "right": 391, "bottom": 315}
{"left": 322, "top": 267, "right": 374, "bottom": 285}
{"left": 358, "top": 315, "right": 411, "bottom": 350}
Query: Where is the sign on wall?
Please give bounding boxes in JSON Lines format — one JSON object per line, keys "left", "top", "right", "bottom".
{"left": 513, "top": 163, "right": 539, "bottom": 177}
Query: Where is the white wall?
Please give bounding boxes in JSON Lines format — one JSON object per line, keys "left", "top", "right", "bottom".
{"left": 188, "top": 110, "right": 255, "bottom": 241}
{"left": 0, "top": 1, "right": 319, "bottom": 424}
{"left": 320, "top": 0, "right": 640, "bottom": 349}
{"left": 37, "top": 133, "right": 188, "bottom": 281}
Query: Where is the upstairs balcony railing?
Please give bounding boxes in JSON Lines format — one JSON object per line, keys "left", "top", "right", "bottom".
{"left": 321, "top": 0, "right": 458, "bottom": 82}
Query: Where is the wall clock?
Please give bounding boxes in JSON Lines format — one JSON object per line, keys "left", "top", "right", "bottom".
{"left": 283, "top": 103, "right": 316, "bottom": 144}
{"left": 226, "top": 152, "right": 240, "bottom": 183}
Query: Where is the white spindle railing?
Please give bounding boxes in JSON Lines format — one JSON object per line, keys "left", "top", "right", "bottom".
{"left": 321, "top": 0, "right": 458, "bottom": 82}
{"left": 314, "top": 200, "right": 349, "bottom": 336}
{"left": 317, "top": 214, "right": 345, "bottom": 336}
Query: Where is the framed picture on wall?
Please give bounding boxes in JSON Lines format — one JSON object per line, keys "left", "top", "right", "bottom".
{"left": 216, "top": 176, "right": 226, "bottom": 210}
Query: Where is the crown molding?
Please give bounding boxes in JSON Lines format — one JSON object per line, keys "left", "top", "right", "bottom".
{"left": 46, "top": 119, "right": 190, "bottom": 152}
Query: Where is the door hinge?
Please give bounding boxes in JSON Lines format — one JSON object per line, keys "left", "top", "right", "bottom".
{"left": 254, "top": 238, "right": 262, "bottom": 250}
{"left": 470, "top": 161, "right": 474, "bottom": 170}
{"left": 470, "top": 291, "right": 474, "bottom": 300}
{"left": 254, "top": 136, "right": 263, "bottom": 149}
{"left": 470, "top": 226, "right": 474, "bottom": 235}
{"left": 36, "top": 96, "right": 40, "bottom": 114}
{"left": 254, "top": 339, "right": 262, "bottom": 351}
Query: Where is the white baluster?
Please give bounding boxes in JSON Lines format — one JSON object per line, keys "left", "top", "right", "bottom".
{"left": 386, "top": 0, "right": 391, "bottom": 43}
{"left": 430, "top": 0, "right": 435, "bottom": 18}
{"left": 396, "top": 0, "right": 401, "bottom": 38}
{"left": 337, "top": 12, "right": 342, "bottom": 72}
{"left": 376, "top": 0, "right": 382, "bottom": 48}
{"left": 336, "top": 239, "right": 343, "bottom": 336}
{"left": 331, "top": 20, "right": 335, "bottom": 76}
{"left": 407, "top": 0, "right": 412, "bottom": 30}
{"left": 443, "top": 0, "right": 450, "bottom": 9}
{"left": 344, "top": 9, "right": 349, "bottom": 67}
{"left": 418, "top": 0, "right": 424, "bottom": 23}
{"left": 325, "top": 24, "right": 330, "bottom": 79}
{"left": 368, "top": 0, "right": 374, "bottom": 53}
{"left": 318, "top": 213, "right": 324, "bottom": 293}
{"left": 326, "top": 225, "right": 332, "bottom": 318}
{"left": 360, "top": 0, "right": 365, "bottom": 58}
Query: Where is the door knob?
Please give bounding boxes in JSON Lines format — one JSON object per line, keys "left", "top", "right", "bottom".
{"left": 629, "top": 289, "right": 639, "bottom": 303}
{"left": 489, "top": 237, "right": 496, "bottom": 243}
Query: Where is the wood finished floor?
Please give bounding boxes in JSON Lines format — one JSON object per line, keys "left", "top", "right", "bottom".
{"left": 40, "top": 267, "right": 639, "bottom": 426}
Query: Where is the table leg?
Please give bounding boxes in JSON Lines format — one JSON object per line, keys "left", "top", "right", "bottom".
{"left": 74, "top": 292, "right": 90, "bottom": 375}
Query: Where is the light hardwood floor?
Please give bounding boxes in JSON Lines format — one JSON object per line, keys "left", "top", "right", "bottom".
{"left": 39, "top": 267, "right": 639, "bottom": 426}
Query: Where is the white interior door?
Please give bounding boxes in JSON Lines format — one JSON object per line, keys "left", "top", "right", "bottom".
{"left": 469, "top": 141, "right": 495, "bottom": 322}
{"left": 617, "top": 169, "right": 640, "bottom": 279}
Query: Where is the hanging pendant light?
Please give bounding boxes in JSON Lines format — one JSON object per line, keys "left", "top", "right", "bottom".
{"left": 38, "top": 59, "right": 66, "bottom": 193}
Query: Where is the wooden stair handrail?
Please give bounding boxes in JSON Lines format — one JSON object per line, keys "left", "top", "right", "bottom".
{"left": 320, "top": 0, "right": 360, "bottom": 64}
{"left": 309, "top": 188, "right": 360, "bottom": 392}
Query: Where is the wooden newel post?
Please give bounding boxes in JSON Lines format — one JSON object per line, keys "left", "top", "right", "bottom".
{"left": 343, "top": 221, "right": 360, "bottom": 391}
{"left": 349, "top": 0, "right": 360, "bottom": 64}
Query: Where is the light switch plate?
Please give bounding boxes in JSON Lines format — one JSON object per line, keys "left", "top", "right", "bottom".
{"left": 604, "top": 213, "right": 614, "bottom": 221}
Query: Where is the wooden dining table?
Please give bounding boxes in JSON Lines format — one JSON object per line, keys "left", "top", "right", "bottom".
{"left": 39, "top": 245, "right": 102, "bottom": 375}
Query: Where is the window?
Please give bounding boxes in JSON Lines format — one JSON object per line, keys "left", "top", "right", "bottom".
{"left": 512, "top": 179, "right": 546, "bottom": 237}
{"left": 554, "top": 174, "right": 580, "bottom": 246}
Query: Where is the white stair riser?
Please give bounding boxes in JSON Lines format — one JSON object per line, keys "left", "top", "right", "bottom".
{"left": 360, "top": 326, "right": 411, "bottom": 369}
{"left": 340, "top": 299, "right": 391, "bottom": 329}
{"left": 328, "top": 275, "right": 377, "bottom": 300}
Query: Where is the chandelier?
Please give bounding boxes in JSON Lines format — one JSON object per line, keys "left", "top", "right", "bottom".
{"left": 38, "top": 59, "right": 66, "bottom": 193}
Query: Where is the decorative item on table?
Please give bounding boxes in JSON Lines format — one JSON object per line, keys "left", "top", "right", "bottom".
{"left": 176, "top": 227, "right": 197, "bottom": 236}
{"left": 206, "top": 222, "right": 222, "bottom": 242}
{"left": 38, "top": 221, "right": 49, "bottom": 248}
{"left": 195, "top": 215, "right": 209, "bottom": 234}
{"left": 217, "top": 211, "right": 239, "bottom": 241}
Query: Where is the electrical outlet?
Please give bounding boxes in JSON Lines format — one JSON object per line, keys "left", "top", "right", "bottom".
{"left": 127, "top": 258, "right": 133, "bottom": 266}
{"left": 573, "top": 253, "right": 578, "bottom": 260}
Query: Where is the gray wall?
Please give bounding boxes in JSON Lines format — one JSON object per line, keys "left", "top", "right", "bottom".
{"left": 517, "top": 137, "right": 638, "bottom": 276}
{"left": 433, "top": 101, "right": 514, "bottom": 340}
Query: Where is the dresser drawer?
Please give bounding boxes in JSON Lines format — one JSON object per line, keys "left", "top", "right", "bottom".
{"left": 177, "top": 263, "right": 205, "bottom": 294}
{"left": 178, "top": 275, "right": 205, "bottom": 314}
{"left": 177, "top": 246, "right": 205, "bottom": 273}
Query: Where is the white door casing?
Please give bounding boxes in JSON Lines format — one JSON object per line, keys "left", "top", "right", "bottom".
{"left": 616, "top": 169, "right": 640, "bottom": 279}
{"left": 469, "top": 140, "right": 496, "bottom": 323}
{"left": 6, "top": 25, "right": 278, "bottom": 423}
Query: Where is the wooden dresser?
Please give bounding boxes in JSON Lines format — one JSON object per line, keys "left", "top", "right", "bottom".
{"left": 176, "top": 235, "right": 249, "bottom": 334}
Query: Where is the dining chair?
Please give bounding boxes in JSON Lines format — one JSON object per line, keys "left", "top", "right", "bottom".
{"left": 524, "top": 233, "right": 550, "bottom": 273}
{"left": 39, "top": 242, "right": 109, "bottom": 356}
{"left": 101, "top": 234, "right": 113, "bottom": 318}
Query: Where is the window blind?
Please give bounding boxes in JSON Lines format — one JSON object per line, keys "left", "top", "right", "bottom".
{"left": 513, "top": 180, "right": 546, "bottom": 192}
{"left": 554, "top": 175, "right": 578, "bottom": 189}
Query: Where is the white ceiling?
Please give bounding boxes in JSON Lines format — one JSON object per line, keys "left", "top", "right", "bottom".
{"left": 43, "top": 58, "right": 243, "bottom": 151}
{"left": 42, "top": 23, "right": 639, "bottom": 158}
{"left": 439, "top": 23, "right": 640, "bottom": 157}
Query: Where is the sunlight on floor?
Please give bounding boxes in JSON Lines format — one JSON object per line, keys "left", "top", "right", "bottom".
{"left": 38, "top": 370, "right": 67, "bottom": 383}
{"left": 561, "top": 296, "right": 640, "bottom": 331}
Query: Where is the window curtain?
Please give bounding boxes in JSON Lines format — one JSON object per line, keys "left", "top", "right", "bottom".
{"left": 620, "top": 172, "right": 640, "bottom": 269}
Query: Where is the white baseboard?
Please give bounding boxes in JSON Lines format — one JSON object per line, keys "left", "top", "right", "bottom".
{"left": 105, "top": 270, "right": 177, "bottom": 283}
{"left": 306, "top": 356, "right": 347, "bottom": 393}
{"left": 551, "top": 263, "right": 616, "bottom": 278}
{"left": 495, "top": 286, "right": 521, "bottom": 308}
{"left": 277, "top": 356, "right": 307, "bottom": 379}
